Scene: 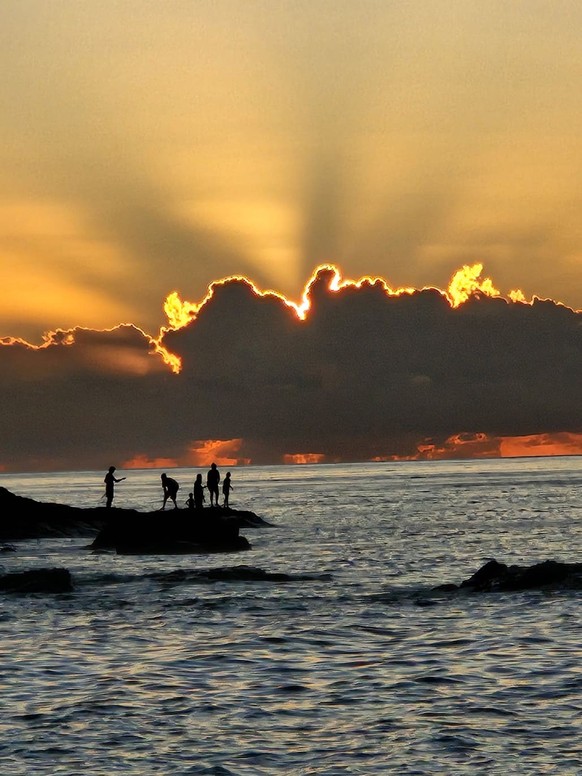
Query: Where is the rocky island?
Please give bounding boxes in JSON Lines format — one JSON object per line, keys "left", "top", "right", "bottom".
{"left": 0, "top": 486, "right": 271, "bottom": 553}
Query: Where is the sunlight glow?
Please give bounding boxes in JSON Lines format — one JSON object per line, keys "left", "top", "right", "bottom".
{"left": 446, "top": 264, "right": 501, "bottom": 307}
{"left": 186, "top": 439, "right": 250, "bottom": 467}
{"left": 174, "top": 198, "right": 302, "bottom": 291}
{"left": 122, "top": 454, "right": 179, "bottom": 469}
{"left": 283, "top": 453, "right": 326, "bottom": 465}
{"left": 498, "top": 432, "right": 582, "bottom": 458}
{"left": 150, "top": 262, "right": 547, "bottom": 375}
{"left": 163, "top": 292, "right": 199, "bottom": 330}
{"left": 387, "top": 431, "right": 582, "bottom": 461}
{"left": 111, "top": 441, "right": 251, "bottom": 471}
{"left": 2, "top": 261, "right": 566, "bottom": 389}
{"left": 0, "top": 202, "right": 136, "bottom": 342}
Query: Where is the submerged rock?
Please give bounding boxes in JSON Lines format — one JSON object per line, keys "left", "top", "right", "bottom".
{"left": 0, "top": 567, "right": 73, "bottom": 594}
{"left": 434, "top": 558, "right": 582, "bottom": 592}
{"left": 151, "top": 565, "right": 333, "bottom": 584}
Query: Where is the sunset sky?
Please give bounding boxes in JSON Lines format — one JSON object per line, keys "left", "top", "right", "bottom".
{"left": 2, "top": 1, "right": 582, "bottom": 472}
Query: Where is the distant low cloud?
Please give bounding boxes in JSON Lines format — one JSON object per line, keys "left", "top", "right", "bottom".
{"left": 1, "top": 265, "right": 582, "bottom": 472}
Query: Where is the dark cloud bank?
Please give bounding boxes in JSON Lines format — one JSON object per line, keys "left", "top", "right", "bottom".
{"left": 2, "top": 267, "right": 582, "bottom": 472}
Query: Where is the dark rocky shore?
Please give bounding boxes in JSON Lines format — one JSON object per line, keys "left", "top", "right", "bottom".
{"left": 0, "top": 487, "right": 279, "bottom": 593}
{"left": 0, "top": 486, "right": 271, "bottom": 552}
{"left": 0, "top": 486, "right": 105, "bottom": 540}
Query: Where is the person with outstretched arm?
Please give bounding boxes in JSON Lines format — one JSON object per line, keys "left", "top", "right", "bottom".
{"left": 104, "top": 466, "right": 125, "bottom": 508}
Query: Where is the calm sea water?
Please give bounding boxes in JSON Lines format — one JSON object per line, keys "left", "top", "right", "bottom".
{"left": 1, "top": 458, "right": 581, "bottom": 775}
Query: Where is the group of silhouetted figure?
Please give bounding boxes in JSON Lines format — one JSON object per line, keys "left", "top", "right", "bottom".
{"left": 104, "top": 463, "right": 233, "bottom": 511}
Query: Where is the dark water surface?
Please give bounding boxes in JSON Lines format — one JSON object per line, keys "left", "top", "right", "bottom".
{"left": 1, "top": 459, "right": 581, "bottom": 774}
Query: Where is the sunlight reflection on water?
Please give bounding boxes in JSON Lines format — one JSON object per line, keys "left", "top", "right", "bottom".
{"left": 0, "top": 458, "right": 581, "bottom": 774}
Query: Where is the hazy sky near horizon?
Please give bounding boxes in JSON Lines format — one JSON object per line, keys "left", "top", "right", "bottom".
{"left": 2, "top": 1, "right": 582, "bottom": 342}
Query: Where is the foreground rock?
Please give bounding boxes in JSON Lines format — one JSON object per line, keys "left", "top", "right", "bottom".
{"left": 0, "top": 487, "right": 268, "bottom": 552}
{"left": 0, "top": 568, "right": 73, "bottom": 593}
{"left": 91, "top": 509, "right": 252, "bottom": 554}
{"left": 435, "top": 559, "right": 582, "bottom": 592}
{"left": 0, "top": 487, "right": 106, "bottom": 540}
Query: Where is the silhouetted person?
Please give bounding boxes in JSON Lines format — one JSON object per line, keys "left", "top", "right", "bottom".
{"left": 194, "top": 473, "right": 205, "bottom": 510}
{"left": 161, "top": 472, "right": 179, "bottom": 509}
{"left": 104, "top": 466, "right": 125, "bottom": 508}
{"left": 185, "top": 492, "right": 195, "bottom": 510}
{"left": 207, "top": 462, "right": 220, "bottom": 507}
{"left": 222, "top": 471, "right": 233, "bottom": 508}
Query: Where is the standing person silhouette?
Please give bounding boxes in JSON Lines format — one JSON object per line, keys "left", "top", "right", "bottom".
{"left": 194, "top": 473, "right": 205, "bottom": 510}
{"left": 104, "top": 466, "right": 125, "bottom": 508}
{"left": 160, "top": 472, "right": 180, "bottom": 510}
{"left": 222, "top": 472, "right": 233, "bottom": 508}
{"left": 207, "top": 462, "right": 220, "bottom": 507}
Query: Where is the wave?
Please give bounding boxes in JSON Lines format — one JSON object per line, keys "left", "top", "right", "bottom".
{"left": 4, "top": 559, "right": 580, "bottom": 599}
{"left": 148, "top": 565, "right": 333, "bottom": 584}
{"left": 0, "top": 564, "right": 333, "bottom": 595}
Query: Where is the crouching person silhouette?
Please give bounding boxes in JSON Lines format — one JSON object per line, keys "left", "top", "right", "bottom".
{"left": 161, "top": 472, "right": 179, "bottom": 510}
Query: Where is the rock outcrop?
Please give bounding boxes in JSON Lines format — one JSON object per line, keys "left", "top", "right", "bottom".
{"left": 0, "top": 487, "right": 266, "bottom": 552}
{"left": 435, "top": 558, "right": 582, "bottom": 592}
{"left": 0, "top": 486, "right": 107, "bottom": 540}
{"left": 0, "top": 567, "right": 73, "bottom": 593}
{"left": 91, "top": 509, "right": 251, "bottom": 553}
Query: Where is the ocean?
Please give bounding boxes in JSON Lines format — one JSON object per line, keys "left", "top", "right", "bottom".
{"left": 1, "top": 458, "right": 580, "bottom": 775}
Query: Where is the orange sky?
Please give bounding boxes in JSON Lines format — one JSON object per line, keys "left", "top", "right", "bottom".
{"left": 2, "top": 3, "right": 582, "bottom": 472}
{"left": 2, "top": 1, "right": 582, "bottom": 345}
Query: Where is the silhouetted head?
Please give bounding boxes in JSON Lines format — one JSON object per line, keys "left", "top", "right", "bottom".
{"left": 161, "top": 473, "right": 167, "bottom": 480}
{"left": 109, "top": 466, "right": 116, "bottom": 473}
{"left": 211, "top": 462, "right": 217, "bottom": 469}
{"left": 196, "top": 473, "right": 202, "bottom": 481}
{"left": 226, "top": 472, "right": 231, "bottom": 477}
